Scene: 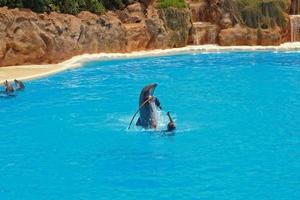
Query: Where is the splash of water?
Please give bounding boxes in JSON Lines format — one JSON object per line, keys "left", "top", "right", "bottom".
{"left": 117, "top": 110, "right": 174, "bottom": 133}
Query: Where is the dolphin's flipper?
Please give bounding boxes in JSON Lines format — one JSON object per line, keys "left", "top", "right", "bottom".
{"left": 154, "top": 97, "right": 162, "bottom": 109}
{"left": 136, "top": 117, "right": 142, "bottom": 126}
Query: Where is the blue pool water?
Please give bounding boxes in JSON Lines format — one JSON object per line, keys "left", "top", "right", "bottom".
{"left": 0, "top": 51, "right": 300, "bottom": 199}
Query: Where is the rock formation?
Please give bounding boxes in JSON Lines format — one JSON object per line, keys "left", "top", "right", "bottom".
{"left": 290, "top": 0, "right": 300, "bottom": 41}
{"left": 218, "top": 25, "right": 284, "bottom": 46}
{"left": 188, "top": 0, "right": 291, "bottom": 46}
{"left": 0, "top": 1, "right": 192, "bottom": 67}
{"left": 192, "top": 22, "right": 219, "bottom": 44}
{"left": 0, "top": 0, "right": 299, "bottom": 67}
{"left": 290, "top": 0, "right": 300, "bottom": 14}
{"left": 188, "top": 0, "right": 233, "bottom": 45}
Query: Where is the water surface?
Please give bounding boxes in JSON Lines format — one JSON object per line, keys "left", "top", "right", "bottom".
{"left": 0, "top": 51, "right": 300, "bottom": 199}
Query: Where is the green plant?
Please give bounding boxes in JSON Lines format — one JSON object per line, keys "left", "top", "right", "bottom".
{"left": 0, "top": 0, "right": 23, "bottom": 8}
{"left": 60, "top": 0, "right": 80, "bottom": 14}
{"left": 83, "top": 0, "right": 105, "bottom": 14}
{"left": 157, "top": 0, "right": 187, "bottom": 9}
{"left": 48, "top": 2, "right": 60, "bottom": 12}
{"left": 0, "top": 0, "right": 132, "bottom": 14}
{"left": 22, "top": 0, "right": 52, "bottom": 13}
{"left": 101, "top": 0, "right": 135, "bottom": 10}
{"left": 229, "top": 0, "right": 289, "bottom": 29}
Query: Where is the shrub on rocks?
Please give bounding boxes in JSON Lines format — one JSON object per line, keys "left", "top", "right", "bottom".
{"left": 157, "top": 0, "right": 188, "bottom": 9}
{"left": 228, "top": 0, "right": 290, "bottom": 29}
{"left": 0, "top": 0, "right": 138, "bottom": 15}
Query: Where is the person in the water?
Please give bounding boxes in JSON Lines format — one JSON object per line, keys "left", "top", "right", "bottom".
{"left": 14, "top": 79, "right": 25, "bottom": 90}
{"left": 3, "top": 80, "right": 14, "bottom": 94}
{"left": 166, "top": 112, "right": 176, "bottom": 132}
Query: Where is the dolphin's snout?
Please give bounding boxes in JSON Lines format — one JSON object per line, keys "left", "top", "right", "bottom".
{"left": 141, "top": 83, "right": 158, "bottom": 96}
{"left": 149, "top": 83, "right": 158, "bottom": 95}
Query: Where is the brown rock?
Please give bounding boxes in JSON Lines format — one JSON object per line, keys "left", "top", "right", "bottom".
{"left": 124, "top": 23, "right": 151, "bottom": 51}
{"left": 192, "top": 22, "right": 220, "bottom": 44}
{"left": 218, "top": 25, "right": 258, "bottom": 46}
{"left": 0, "top": 3, "right": 192, "bottom": 67}
{"left": 116, "top": 2, "right": 145, "bottom": 24}
{"left": 189, "top": 0, "right": 208, "bottom": 22}
{"left": 0, "top": 40, "right": 6, "bottom": 60}
{"left": 187, "top": 0, "right": 290, "bottom": 46}
{"left": 258, "top": 27, "right": 282, "bottom": 46}
{"left": 219, "top": 25, "right": 286, "bottom": 46}
{"left": 145, "top": 14, "right": 168, "bottom": 49}
{"left": 220, "top": 13, "right": 232, "bottom": 29}
{"left": 188, "top": 0, "right": 234, "bottom": 26}
{"left": 157, "top": 7, "right": 192, "bottom": 48}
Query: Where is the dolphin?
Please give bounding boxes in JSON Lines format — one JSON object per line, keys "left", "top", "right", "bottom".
{"left": 3, "top": 80, "right": 14, "bottom": 94}
{"left": 136, "top": 83, "right": 162, "bottom": 129}
{"left": 14, "top": 79, "right": 25, "bottom": 90}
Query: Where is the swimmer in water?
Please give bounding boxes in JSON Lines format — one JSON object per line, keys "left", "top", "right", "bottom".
{"left": 166, "top": 112, "right": 176, "bottom": 132}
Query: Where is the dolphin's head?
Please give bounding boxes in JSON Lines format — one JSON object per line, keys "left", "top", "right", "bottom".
{"left": 142, "top": 83, "right": 157, "bottom": 96}
{"left": 140, "top": 83, "right": 158, "bottom": 102}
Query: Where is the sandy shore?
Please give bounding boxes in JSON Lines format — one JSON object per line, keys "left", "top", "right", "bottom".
{"left": 1, "top": 43, "right": 300, "bottom": 84}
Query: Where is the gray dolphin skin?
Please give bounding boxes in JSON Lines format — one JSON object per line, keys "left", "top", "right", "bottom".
{"left": 136, "top": 83, "right": 161, "bottom": 129}
{"left": 4, "top": 80, "right": 14, "bottom": 94}
{"left": 14, "top": 79, "right": 25, "bottom": 91}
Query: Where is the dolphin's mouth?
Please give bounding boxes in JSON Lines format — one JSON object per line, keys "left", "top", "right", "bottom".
{"left": 148, "top": 83, "right": 158, "bottom": 96}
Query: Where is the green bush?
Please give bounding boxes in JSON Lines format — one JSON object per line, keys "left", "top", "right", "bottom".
{"left": 83, "top": 0, "right": 105, "bottom": 14}
{"left": 230, "top": 0, "right": 289, "bottom": 29}
{"left": 102, "top": 0, "right": 135, "bottom": 10}
{"left": 59, "top": 0, "right": 81, "bottom": 15}
{"left": 23, "top": 0, "right": 52, "bottom": 13}
{"left": 157, "top": 0, "right": 187, "bottom": 9}
{"left": 0, "top": 0, "right": 136, "bottom": 14}
{"left": 0, "top": 0, "right": 23, "bottom": 8}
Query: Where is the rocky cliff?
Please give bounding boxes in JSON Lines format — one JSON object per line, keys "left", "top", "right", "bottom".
{"left": 0, "top": 1, "right": 192, "bottom": 67}
{"left": 188, "top": 0, "right": 292, "bottom": 46}
{"left": 1, "top": 0, "right": 299, "bottom": 67}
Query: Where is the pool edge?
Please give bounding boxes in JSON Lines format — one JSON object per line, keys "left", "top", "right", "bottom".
{"left": 1, "top": 42, "right": 300, "bottom": 84}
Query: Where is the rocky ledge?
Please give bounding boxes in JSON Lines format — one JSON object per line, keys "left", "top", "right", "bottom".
{"left": 0, "top": 2, "right": 192, "bottom": 67}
